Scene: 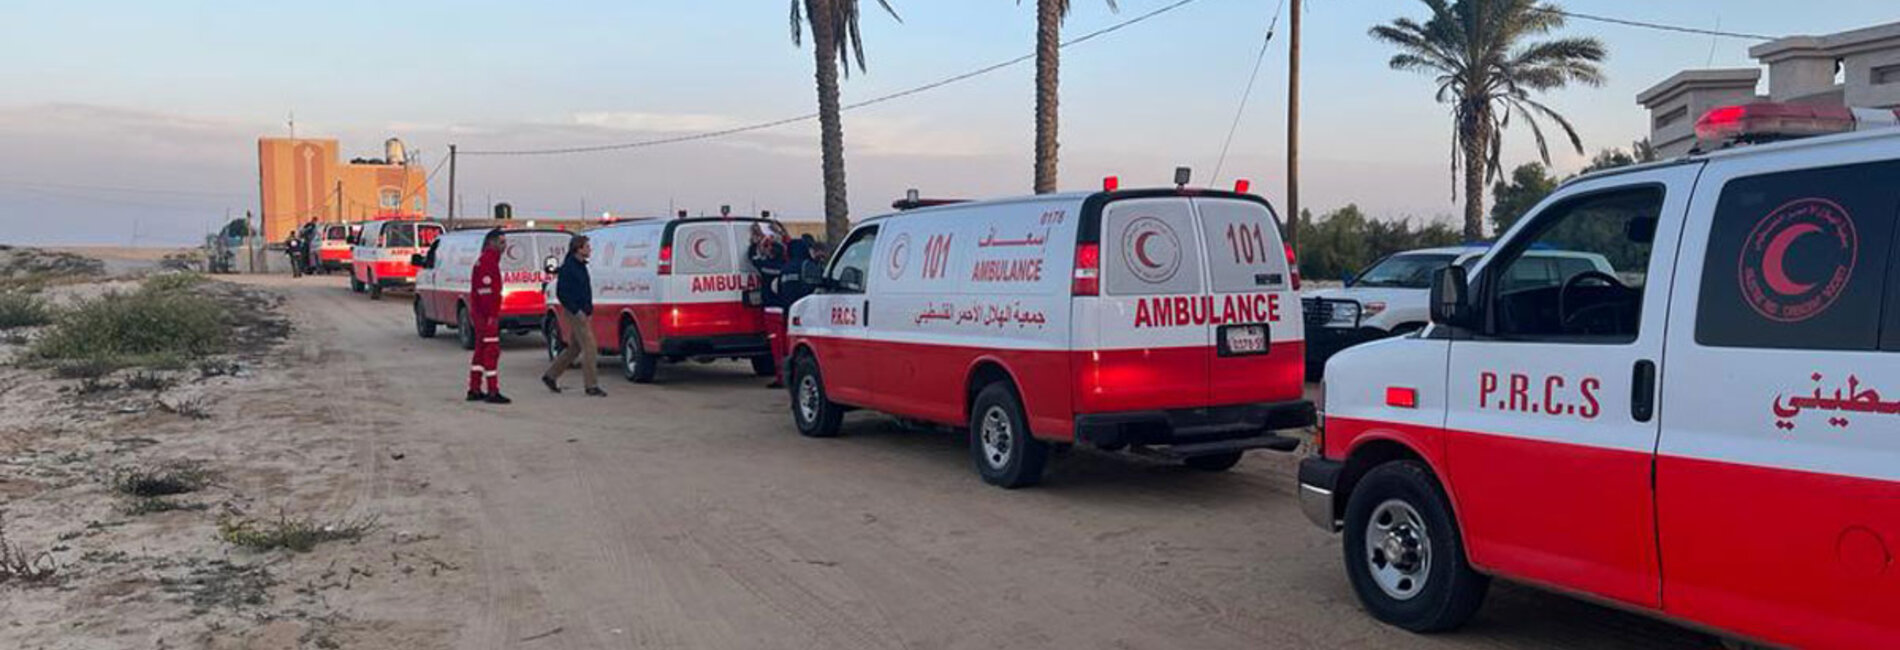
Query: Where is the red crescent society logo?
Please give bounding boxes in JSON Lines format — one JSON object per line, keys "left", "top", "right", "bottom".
{"left": 1120, "top": 216, "right": 1182, "bottom": 284}
{"left": 1738, "top": 197, "right": 1857, "bottom": 323}
{"left": 503, "top": 241, "right": 522, "bottom": 261}
{"left": 886, "top": 232, "right": 911, "bottom": 280}
{"left": 688, "top": 233, "right": 719, "bottom": 263}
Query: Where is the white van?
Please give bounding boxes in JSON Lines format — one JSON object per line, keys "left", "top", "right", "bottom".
{"left": 1303, "top": 246, "right": 1615, "bottom": 378}
{"left": 545, "top": 216, "right": 783, "bottom": 383}
{"left": 786, "top": 183, "right": 1315, "bottom": 488}
{"left": 349, "top": 219, "right": 442, "bottom": 299}
{"left": 1297, "top": 103, "right": 1900, "bottom": 649}
{"left": 412, "top": 228, "right": 574, "bottom": 348}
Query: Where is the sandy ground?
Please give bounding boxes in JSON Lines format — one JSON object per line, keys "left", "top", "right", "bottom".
{"left": 0, "top": 268, "right": 1718, "bottom": 649}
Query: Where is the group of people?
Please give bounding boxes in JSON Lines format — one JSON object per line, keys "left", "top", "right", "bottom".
{"left": 282, "top": 218, "right": 327, "bottom": 278}
{"left": 461, "top": 223, "right": 826, "bottom": 405}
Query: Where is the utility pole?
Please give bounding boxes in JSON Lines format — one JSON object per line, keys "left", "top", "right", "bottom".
{"left": 447, "top": 144, "right": 458, "bottom": 228}
{"left": 334, "top": 181, "right": 343, "bottom": 223}
{"left": 1285, "top": 0, "right": 1301, "bottom": 250}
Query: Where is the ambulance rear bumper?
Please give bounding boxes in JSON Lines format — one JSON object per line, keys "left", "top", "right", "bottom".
{"left": 1073, "top": 400, "right": 1315, "bottom": 452}
{"left": 657, "top": 333, "right": 770, "bottom": 358}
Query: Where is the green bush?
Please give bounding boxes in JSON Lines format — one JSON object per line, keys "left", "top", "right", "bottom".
{"left": 141, "top": 272, "right": 205, "bottom": 294}
{"left": 0, "top": 293, "right": 51, "bottom": 330}
{"left": 32, "top": 289, "right": 229, "bottom": 365}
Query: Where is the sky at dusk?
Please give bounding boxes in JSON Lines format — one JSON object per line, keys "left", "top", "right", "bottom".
{"left": 1, "top": 0, "right": 1894, "bottom": 245}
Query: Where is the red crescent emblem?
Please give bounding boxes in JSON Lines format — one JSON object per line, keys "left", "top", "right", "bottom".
{"left": 1761, "top": 222, "right": 1820, "bottom": 296}
{"left": 1134, "top": 232, "right": 1161, "bottom": 269}
{"left": 692, "top": 237, "right": 712, "bottom": 260}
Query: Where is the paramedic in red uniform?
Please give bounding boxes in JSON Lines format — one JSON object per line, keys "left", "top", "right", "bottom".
{"left": 747, "top": 224, "right": 790, "bottom": 388}
{"left": 466, "top": 229, "right": 511, "bottom": 404}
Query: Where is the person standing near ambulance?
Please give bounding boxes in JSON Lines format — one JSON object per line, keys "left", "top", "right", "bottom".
{"left": 466, "top": 229, "right": 511, "bottom": 404}
{"left": 541, "top": 235, "right": 605, "bottom": 396}
{"left": 747, "top": 225, "right": 791, "bottom": 388}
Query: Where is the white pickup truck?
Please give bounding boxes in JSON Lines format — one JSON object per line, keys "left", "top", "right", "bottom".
{"left": 1302, "top": 245, "right": 1614, "bottom": 378}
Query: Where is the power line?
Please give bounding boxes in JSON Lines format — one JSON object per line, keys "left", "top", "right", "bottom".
{"left": 1210, "top": 0, "right": 1286, "bottom": 184}
{"left": 461, "top": 0, "right": 1203, "bottom": 157}
{"left": 1541, "top": 8, "right": 1778, "bottom": 41}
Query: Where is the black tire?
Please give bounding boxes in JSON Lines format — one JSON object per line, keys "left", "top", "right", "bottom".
{"left": 1341, "top": 461, "right": 1489, "bottom": 632}
{"left": 750, "top": 355, "right": 776, "bottom": 377}
{"left": 969, "top": 382, "right": 1048, "bottom": 489}
{"left": 789, "top": 353, "right": 842, "bottom": 438}
{"left": 544, "top": 313, "right": 565, "bottom": 361}
{"left": 414, "top": 298, "right": 437, "bottom": 339}
{"left": 368, "top": 272, "right": 383, "bottom": 300}
{"left": 457, "top": 305, "right": 476, "bottom": 351}
{"left": 620, "top": 322, "right": 657, "bottom": 383}
{"left": 350, "top": 274, "right": 365, "bottom": 293}
{"left": 1183, "top": 451, "right": 1245, "bottom": 472}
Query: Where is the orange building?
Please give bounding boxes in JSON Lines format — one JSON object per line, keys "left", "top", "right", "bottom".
{"left": 256, "top": 137, "right": 428, "bottom": 241}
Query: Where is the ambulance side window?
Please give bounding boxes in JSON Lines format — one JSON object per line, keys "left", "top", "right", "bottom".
{"left": 828, "top": 227, "right": 879, "bottom": 294}
{"left": 1483, "top": 186, "right": 1662, "bottom": 343}
{"left": 1696, "top": 161, "right": 1899, "bottom": 351}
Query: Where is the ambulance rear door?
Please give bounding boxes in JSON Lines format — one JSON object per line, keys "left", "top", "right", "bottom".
{"left": 1087, "top": 196, "right": 1212, "bottom": 411}
{"left": 1193, "top": 196, "right": 1302, "bottom": 405}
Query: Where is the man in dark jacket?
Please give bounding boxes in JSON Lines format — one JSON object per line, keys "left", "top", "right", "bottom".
{"left": 467, "top": 229, "right": 510, "bottom": 404}
{"left": 541, "top": 235, "right": 603, "bottom": 396}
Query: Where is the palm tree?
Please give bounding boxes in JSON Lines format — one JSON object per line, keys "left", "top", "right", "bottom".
{"left": 791, "top": 0, "right": 900, "bottom": 246}
{"left": 1025, "top": 0, "right": 1116, "bottom": 194}
{"left": 1370, "top": 0, "right": 1605, "bottom": 239}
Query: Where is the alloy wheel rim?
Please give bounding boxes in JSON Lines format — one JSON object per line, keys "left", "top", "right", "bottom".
{"left": 979, "top": 406, "right": 1012, "bottom": 470}
{"left": 1365, "top": 499, "right": 1432, "bottom": 600}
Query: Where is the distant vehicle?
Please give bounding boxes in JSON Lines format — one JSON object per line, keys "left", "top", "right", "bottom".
{"left": 1297, "top": 102, "right": 1900, "bottom": 649}
{"left": 311, "top": 222, "right": 354, "bottom": 273}
{"left": 544, "top": 216, "right": 783, "bottom": 383}
{"left": 1302, "top": 246, "right": 1614, "bottom": 378}
{"left": 785, "top": 180, "right": 1314, "bottom": 488}
{"left": 349, "top": 219, "right": 442, "bottom": 300}
{"left": 411, "top": 228, "right": 573, "bottom": 349}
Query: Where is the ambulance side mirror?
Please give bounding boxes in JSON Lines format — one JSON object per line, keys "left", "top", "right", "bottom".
{"left": 798, "top": 259, "right": 827, "bottom": 289}
{"left": 1429, "top": 266, "right": 1477, "bottom": 329}
{"left": 410, "top": 253, "right": 429, "bottom": 269}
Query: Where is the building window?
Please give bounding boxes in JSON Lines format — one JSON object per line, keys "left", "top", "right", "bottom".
{"left": 379, "top": 189, "right": 401, "bottom": 209}
{"left": 1874, "top": 64, "right": 1900, "bottom": 86}
{"left": 1653, "top": 106, "right": 1687, "bottom": 130}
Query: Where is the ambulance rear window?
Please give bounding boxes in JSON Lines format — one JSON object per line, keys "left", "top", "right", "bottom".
{"left": 1696, "top": 160, "right": 1899, "bottom": 351}
{"left": 671, "top": 223, "right": 737, "bottom": 275}
{"left": 325, "top": 225, "right": 347, "bottom": 239}
{"left": 1103, "top": 199, "right": 1203, "bottom": 296}
{"left": 1197, "top": 198, "right": 1289, "bottom": 293}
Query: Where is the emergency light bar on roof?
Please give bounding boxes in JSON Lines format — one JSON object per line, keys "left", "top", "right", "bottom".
{"left": 1695, "top": 102, "right": 1900, "bottom": 147}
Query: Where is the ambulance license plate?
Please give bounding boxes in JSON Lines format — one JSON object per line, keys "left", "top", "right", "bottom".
{"left": 1219, "top": 324, "right": 1269, "bottom": 356}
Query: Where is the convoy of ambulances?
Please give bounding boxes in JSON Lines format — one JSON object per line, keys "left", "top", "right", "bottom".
{"left": 412, "top": 228, "right": 574, "bottom": 349}
{"left": 544, "top": 216, "right": 782, "bottom": 383}
{"left": 1297, "top": 103, "right": 1900, "bottom": 649}
{"left": 785, "top": 179, "right": 1314, "bottom": 488}
{"left": 350, "top": 219, "right": 443, "bottom": 300}
{"left": 312, "top": 222, "right": 354, "bottom": 273}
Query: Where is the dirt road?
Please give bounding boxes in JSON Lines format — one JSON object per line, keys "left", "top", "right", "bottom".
{"left": 260, "top": 275, "right": 1711, "bottom": 650}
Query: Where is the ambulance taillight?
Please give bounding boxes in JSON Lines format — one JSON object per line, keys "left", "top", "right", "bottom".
{"left": 1072, "top": 242, "right": 1100, "bottom": 296}
{"left": 658, "top": 244, "right": 673, "bottom": 275}
{"left": 1284, "top": 242, "right": 1301, "bottom": 291}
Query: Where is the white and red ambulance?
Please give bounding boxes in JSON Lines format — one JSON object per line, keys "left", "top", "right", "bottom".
{"left": 349, "top": 219, "right": 442, "bottom": 300}
{"left": 785, "top": 180, "right": 1314, "bottom": 488}
{"left": 545, "top": 216, "right": 782, "bottom": 383}
{"left": 312, "top": 222, "right": 353, "bottom": 273}
{"left": 412, "top": 228, "right": 574, "bottom": 349}
{"left": 1297, "top": 103, "right": 1900, "bottom": 649}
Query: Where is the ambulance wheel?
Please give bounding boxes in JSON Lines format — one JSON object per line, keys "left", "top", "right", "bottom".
{"left": 1183, "top": 451, "right": 1244, "bottom": 472}
{"left": 970, "top": 382, "right": 1048, "bottom": 489}
{"left": 790, "top": 353, "right": 842, "bottom": 438}
{"left": 457, "top": 305, "right": 476, "bottom": 351}
{"left": 544, "top": 314, "right": 565, "bottom": 361}
{"left": 750, "top": 355, "right": 776, "bottom": 377}
{"left": 1342, "top": 460, "right": 1489, "bottom": 632}
{"left": 414, "top": 298, "right": 437, "bottom": 339}
{"left": 368, "top": 273, "right": 383, "bottom": 300}
{"left": 350, "top": 275, "right": 364, "bottom": 293}
{"left": 620, "top": 323, "right": 656, "bottom": 384}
